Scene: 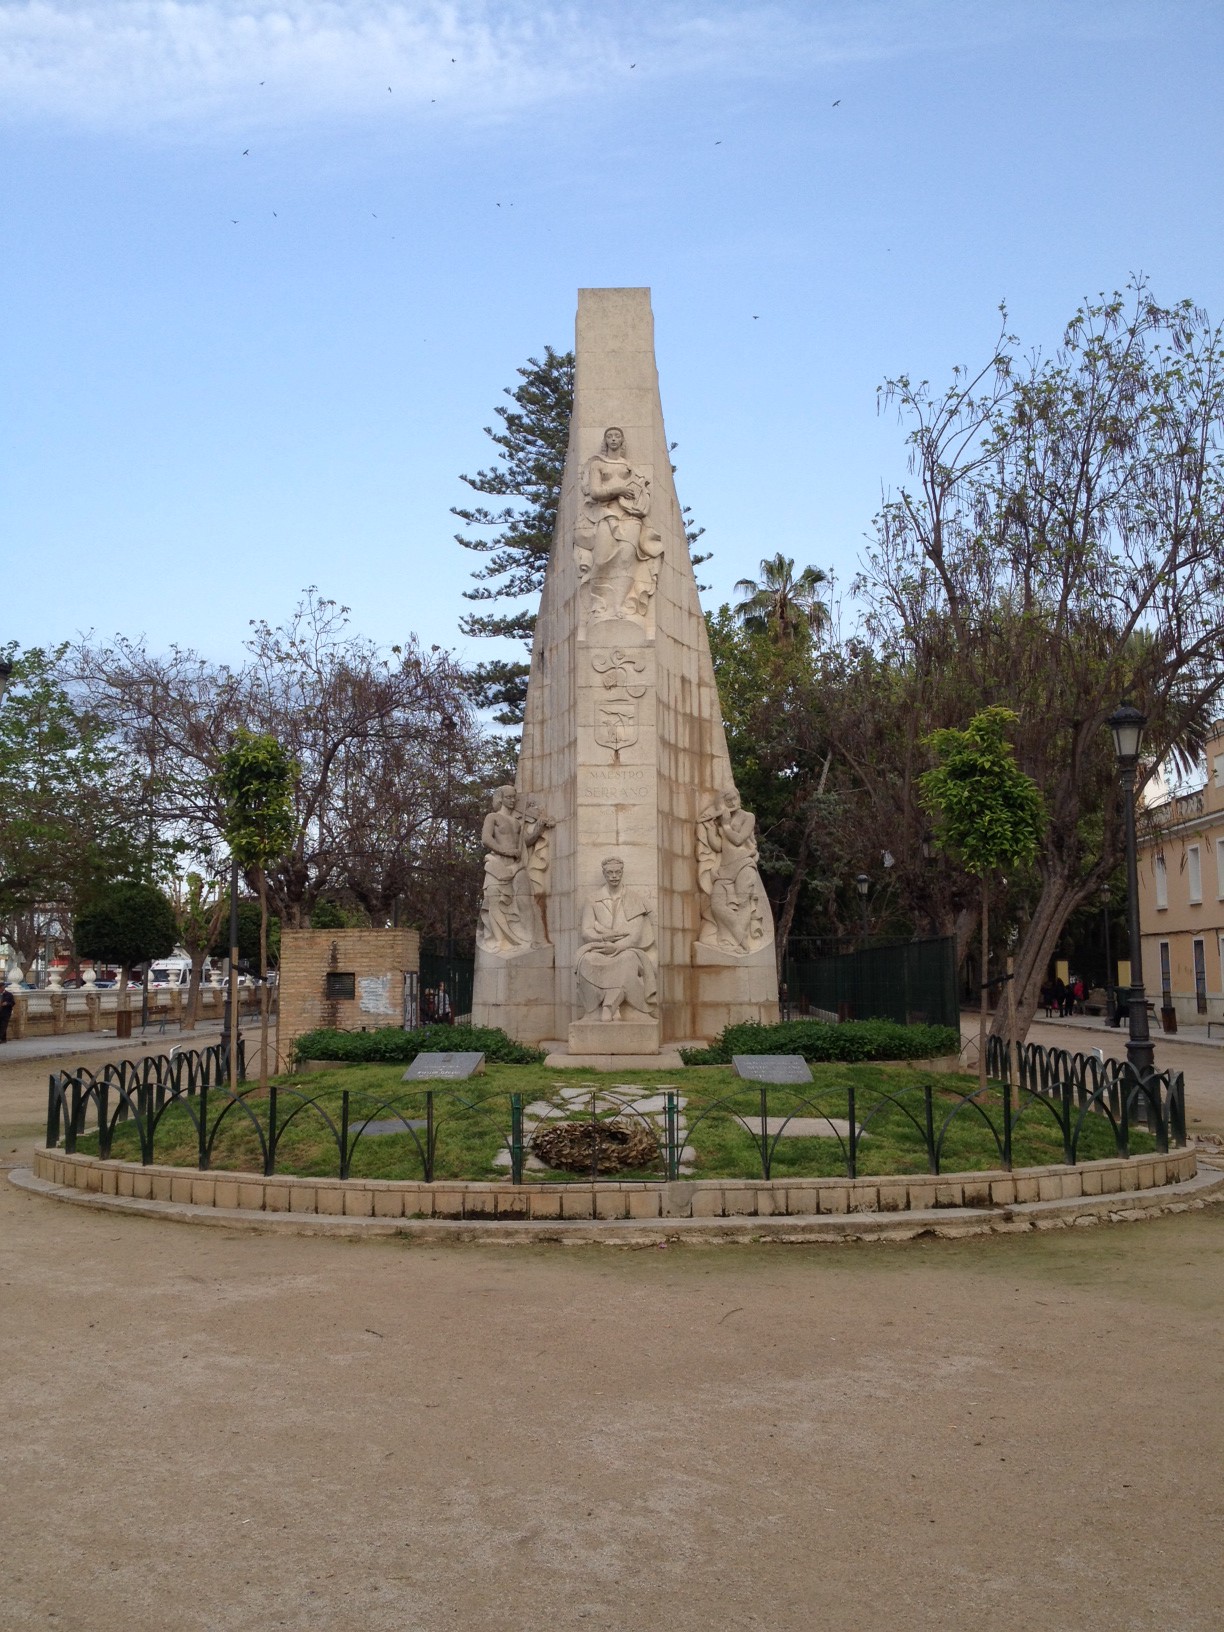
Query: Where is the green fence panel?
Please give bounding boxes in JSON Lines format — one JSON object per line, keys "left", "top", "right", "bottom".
{"left": 781, "top": 936, "right": 959, "bottom": 1030}
{"left": 419, "top": 951, "right": 475, "bottom": 1024}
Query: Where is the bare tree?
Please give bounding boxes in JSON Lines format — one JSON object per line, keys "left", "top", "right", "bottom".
{"left": 74, "top": 591, "right": 494, "bottom": 939}
{"left": 860, "top": 281, "right": 1224, "bottom": 1038}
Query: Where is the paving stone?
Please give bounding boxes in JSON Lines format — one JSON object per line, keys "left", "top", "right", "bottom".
{"left": 754, "top": 1116, "right": 855, "bottom": 1139}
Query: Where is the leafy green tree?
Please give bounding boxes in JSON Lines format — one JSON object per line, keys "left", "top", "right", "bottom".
{"left": 733, "top": 555, "right": 830, "bottom": 641}
{"left": 454, "top": 347, "right": 707, "bottom": 723}
{"left": 74, "top": 882, "right": 177, "bottom": 1016}
{"left": 208, "top": 899, "right": 280, "bottom": 967}
{"left": 309, "top": 897, "right": 366, "bottom": 930}
{"left": 706, "top": 607, "right": 843, "bottom": 966}
{"left": 920, "top": 707, "right": 1045, "bottom": 1086}
{"left": 0, "top": 646, "right": 150, "bottom": 955}
{"left": 216, "top": 731, "right": 296, "bottom": 1087}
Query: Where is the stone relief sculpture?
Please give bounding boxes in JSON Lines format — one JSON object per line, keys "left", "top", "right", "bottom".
{"left": 574, "top": 428, "right": 664, "bottom": 624}
{"left": 591, "top": 647, "right": 646, "bottom": 755}
{"left": 575, "top": 857, "right": 658, "bottom": 1021}
{"left": 696, "top": 790, "right": 772, "bottom": 955}
{"left": 477, "top": 786, "right": 553, "bottom": 954}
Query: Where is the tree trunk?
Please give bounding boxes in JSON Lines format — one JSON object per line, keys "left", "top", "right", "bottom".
{"left": 774, "top": 849, "right": 811, "bottom": 981}
{"left": 990, "top": 864, "right": 1097, "bottom": 1046}
{"left": 978, "top": 877, "right": 989, "bottom": 1093}
{"left": 258, "top": 869, "right": 270, "bottom": 1091}
{"left": 183, "top": 947, "right": 205, "bottom": 1032}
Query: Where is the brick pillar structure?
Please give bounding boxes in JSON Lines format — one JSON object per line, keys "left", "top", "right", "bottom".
{"left": 277, "top": 929, "right": 420, "bottom": 1065}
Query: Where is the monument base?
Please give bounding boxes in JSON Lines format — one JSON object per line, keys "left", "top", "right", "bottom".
{"left": 567, "top": 1018, "right": 660, "bottom": 1056}
{"left": 690, "top": 940, "right": 779, "bottom": 1040}
{"left": 544, "top": 1040, "right": 686, "bottom": 1071}
{"left": 470, "top": 943, "right": 555, "bottom": 1043}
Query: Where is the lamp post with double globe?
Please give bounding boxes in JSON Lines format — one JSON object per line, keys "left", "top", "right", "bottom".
{"left": 1108, "top": 702, "right": 1154, "bottom": 1075}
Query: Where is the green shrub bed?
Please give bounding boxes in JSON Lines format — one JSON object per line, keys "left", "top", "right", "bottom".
{"left": 292, "top": 1024, "right": 546, "bottom": 1067}
{"left": 682, "top": 1019, "right": 962, "bottom": 1066}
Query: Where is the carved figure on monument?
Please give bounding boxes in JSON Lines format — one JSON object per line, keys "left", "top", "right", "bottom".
{"left": 575, "top": 428, "right": 664, "bottom": 624}
{"left": 575, "top": 856, "right": 658, "bottom": 1021}
{"left": 477, "top": 786, "right": 552, "bottom": 954}
{"left": 523, "top": 795, "right": 551, "bottom": 944}
{"left": 696, "top": 789, "right": 771, "bottom": 954}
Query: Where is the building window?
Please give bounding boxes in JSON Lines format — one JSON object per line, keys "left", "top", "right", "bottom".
{"left": 1193, "top": 940, "right": 1208, "bottom": 1014}
{"left": 1159, "top": 942, "right": 1172, "bottom": 1002}
{"left": 1188, "top": 844, "right": 1202, "bottom": 904}
{"left": 1154, "top": 854, "right": 1168, "bottom": 910}
{"left": 1216, "top": 838, "right": 1224, "bottom": 900}
{"left": 325, "top": 972, "right": 356, "bottom": 1001}
{"left": 1214, "top": 751, "right": 1224, "bottom": 789}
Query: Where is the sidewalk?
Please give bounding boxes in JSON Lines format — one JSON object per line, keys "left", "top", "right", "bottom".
{"left": 0, "top": 1020, "right": 226, "bottom": 1066}
{"left": 1018, "top": 1010, "right": 1224, "bottom": 1051}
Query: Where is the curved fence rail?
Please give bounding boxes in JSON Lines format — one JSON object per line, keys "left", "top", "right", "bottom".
{"left": 46, "top": 1037, "right": 1186, "bottom": 1184}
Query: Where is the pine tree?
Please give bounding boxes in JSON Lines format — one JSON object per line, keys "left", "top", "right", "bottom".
{"left": 455, "top": 347, "right": 707, "bottom": 724}
{"left": 454, "top": 347, "right": 574, "bottom": 723}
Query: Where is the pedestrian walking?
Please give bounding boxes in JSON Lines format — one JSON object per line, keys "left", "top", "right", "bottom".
{"left": 0, "top": 985, "right": 14, "bottom": 1043}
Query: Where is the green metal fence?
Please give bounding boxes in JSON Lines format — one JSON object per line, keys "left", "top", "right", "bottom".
{"left": 781, "top": 936, "right": 960, "bottom": 1030}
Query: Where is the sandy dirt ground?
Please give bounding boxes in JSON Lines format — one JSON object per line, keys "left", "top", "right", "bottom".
{"left": 3, "top": 1035, "right": 1224, "bottom": 1630}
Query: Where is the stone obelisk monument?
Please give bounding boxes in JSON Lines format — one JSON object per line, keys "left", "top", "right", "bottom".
{"left": 472, "top": 287, "right": 779, "bottom": 1061}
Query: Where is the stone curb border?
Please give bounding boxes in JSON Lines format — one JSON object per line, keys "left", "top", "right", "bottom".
{"left": 25, "top": 1145, "right": 1199, "bottom": 1223}
{"left": 12, "top": 1160, "right": 1222, "bottom": 1246}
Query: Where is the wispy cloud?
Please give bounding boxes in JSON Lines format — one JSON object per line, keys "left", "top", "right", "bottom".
{"left": 0, "top": 1, "right": 1160, "bottom": 134}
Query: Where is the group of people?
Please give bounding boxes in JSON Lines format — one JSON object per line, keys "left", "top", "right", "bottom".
{"left": 1041, "top": 974, "right": 1087, "bottom": 1018}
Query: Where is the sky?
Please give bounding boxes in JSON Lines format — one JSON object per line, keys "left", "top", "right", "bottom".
{"left": 4, "top": 0, "right": 1223, "bottom": 679}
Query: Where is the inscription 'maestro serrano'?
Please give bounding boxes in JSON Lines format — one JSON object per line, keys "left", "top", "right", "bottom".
{"left": 578, "top": 766, "right": 652, "bottom": 802}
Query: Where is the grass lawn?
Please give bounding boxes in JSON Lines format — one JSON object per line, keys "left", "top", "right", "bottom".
{"left": 72, "top": 1060, "right": 1153, "bottom": 1182}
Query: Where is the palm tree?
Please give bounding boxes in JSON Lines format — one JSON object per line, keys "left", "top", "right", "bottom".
{"left": 732, "top": 554, "right": 830, "bottom": 640}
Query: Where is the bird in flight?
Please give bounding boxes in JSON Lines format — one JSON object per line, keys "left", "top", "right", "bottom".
{"left": 832, "top": 99, "right": 841, "bottom": 106}
{"left": 753, "top": 315, "right": 759, "bottom": 319}
{"left": 242, "top": 148, "right": 249, "bottom": 156}
{"left": 715, "top": 140, "right": 721, "bottom": 144}
{"left": 630, "top": 62, "right": 636, "bottom": 68}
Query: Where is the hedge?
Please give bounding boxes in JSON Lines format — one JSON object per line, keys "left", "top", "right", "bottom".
{"left": 680, "top": 1019, "right": 962, "bottom": 1066}
{"left": 292, "top": 1025, "right": 546, "bottom": 1067}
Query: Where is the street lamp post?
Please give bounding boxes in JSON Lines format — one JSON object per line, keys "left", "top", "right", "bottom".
{"left": 1100, "top": 883, "right": 1116, "bottom": 1026}
{"left": 219, "top": 858, "right": 241, "bottom": 1086}
{"left": 442, "top": 714, "right": 457, "bottom": 963}
{"left": 1108, "top": 702, "right": 1154, "bottom": 1075}
{"left": 855, "top": 873, "right": 870, "bottom": 943}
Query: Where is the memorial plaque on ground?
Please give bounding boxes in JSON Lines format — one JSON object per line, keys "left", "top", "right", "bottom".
{"left": 402, "top": 1052, "right": 485, "bottom": 1081}
{"left": 732, "top": 1054, "right": 813, "bottom": 1084}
